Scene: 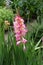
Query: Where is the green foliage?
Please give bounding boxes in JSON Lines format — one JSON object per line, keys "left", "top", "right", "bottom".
{"left": 0, "top": 0, "right": 6, "bottom": 6}
{"left": 0, "top": 0, "right": 43, "bottom": 65}
{"left": 0, "top": 8, "right": 14, "bottom": 25}
{"left": 27, "top": 20, "right": 43, "bottom": 43}
{"left": 10, "top": 0, "right": 43, "bottom": 20}
{"left": 0, "top": 20, "right": 43, "bottom": 65}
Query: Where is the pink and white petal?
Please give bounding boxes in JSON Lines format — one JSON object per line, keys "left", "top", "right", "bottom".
{"left": 22, "top": 37, "right": 27, "bottom": 44}
{"left": 21, "top": 19, "right": 24, "bottom": 22}
{"left": 16, "top": 41, "right": 21, "bottom": 45}
{"left": 16, "top": 36, "right": 21, "bottom": 41}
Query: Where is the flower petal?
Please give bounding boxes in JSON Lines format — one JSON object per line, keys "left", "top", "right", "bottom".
{"left": 22, "top": 37, "right": 27, "bottom": 44}
{"left": 16, "top": 41, "right": 21, "bottom": 45}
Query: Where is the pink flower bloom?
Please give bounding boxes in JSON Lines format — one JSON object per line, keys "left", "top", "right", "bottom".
{"left": 15, "top": 15, "right": 24, "bottom": 23}
{"left": 13, "top": 15, "right": 27, "bottom": 46}
{"left": 15, "top": 34, "right": 21, "bottom": 41}
{"left": 22, "top": 37, "right": 27, "bottom": 44}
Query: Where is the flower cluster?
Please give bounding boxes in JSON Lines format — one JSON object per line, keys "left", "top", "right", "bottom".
{"left": 13, "top": 15, "right": 27, "bottom": 47}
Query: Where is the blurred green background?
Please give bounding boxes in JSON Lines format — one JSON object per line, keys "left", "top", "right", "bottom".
{"left": 0, "top": 0, "right": 43, "bottom": 65}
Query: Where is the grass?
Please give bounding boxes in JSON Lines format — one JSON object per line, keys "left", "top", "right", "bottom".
{"left": 0, "top": 21, "right": 43, "bottom": 65}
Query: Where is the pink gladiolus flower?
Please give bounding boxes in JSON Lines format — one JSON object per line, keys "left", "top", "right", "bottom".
{"left": 13, "top": 15, "right": 27, "bottom": 46}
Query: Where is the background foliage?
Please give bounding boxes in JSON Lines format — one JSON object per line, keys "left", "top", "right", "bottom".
{"left": 0, "top": 20, "right": 43, "bottom": 65}
{"left": 0, "top": 8, "right": 14, "bottom": 25}
{"left": 10, "top": 0, "right": 43, "bottom": 21}
{"left": 0, "top": 0, "right": 43, "bottom": 65}
{"left": 0, "top": 0, "right": 6, "bottom": 6}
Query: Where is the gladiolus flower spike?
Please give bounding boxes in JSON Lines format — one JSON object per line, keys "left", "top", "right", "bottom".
{"left": 13, "top": 15, "right": 27, "bottom": 49}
